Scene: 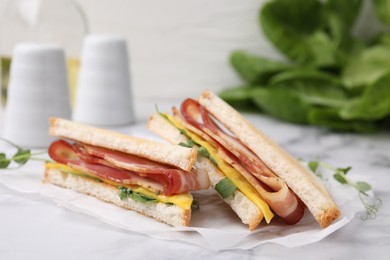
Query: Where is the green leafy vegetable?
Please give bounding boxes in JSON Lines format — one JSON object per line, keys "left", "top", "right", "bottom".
{"left": 272, "top": 78, "right": 348, "bottom": 108}
{"left": 197, "top": 146, "right": 210, "bottom": 157}
{"left": 155, "top": 104, "right": 169, "bottom": 120}
{"left": 372, "top": 32, "right": 390, "bottom": 46}
{"left": 340, "top": 72, "right": 390, "bottom": 120}
{"left": 356, "top": 181, "right": 372, "bottom": 193}
{"left": 308, "top": 160, "right": 319, "bottom": 173}
{"left": 196, "top": 146, "right": 218, "bottom": 166}
{"left": 130, "top": 192, "right": 158, "bottom": 204}
{"left": 215, "top": 178, "right": 237, "bottom": 199}
{"left": 342, "top": 45, "right": 390, "bottom": 89}
{"left": 260, "top": 0, "right": 338, "bottom": 67}
{"left": 333, "top": 168, "right": 350, "bottom": 184}
{"left": 209, "top": 156, "right": 218, "bottom": 166}
{"left": 252, "top": 87, "right": 310, "bottom": 124}
{"left": 0, "top": 153, "right": 11, "bottom": 169}
{"left": 251, "top": 74, "right": 350, "bottom": 125}
{"left": 118, "top": 187, "right": 158, "bottom": 204}
{"left": 219, "top": 85, "right": 258, "bottom": 111}
{"left": 323, "top": 0, "right": 363, "bottom": 56}
{"left": 222, "top": 0, "right": 390, "bottom": 132}
{"left": 324, "top": 0, "right": 362, "bottom": 32}
{"left": 308, "top": 107, "right": 377, "bottom": 133}
{"left": 178, "top": 128, "right": 191, "bottom": 139}
{"left": 12, "top": 149, "right": 31, "bottom": 165}
{"left": 63, "top": 170, "right": 102, "bottom": 182}
{"left": 178, "top": 139, "right": 195, "bottom": 148}
{"left": 373, "top": 0, "right": 390, "bottom": 26}
{"left": 118, "top": 187, "right": 129, "bottom": 200}
{"left": 269, "top": 68, "right": 342, "bottom": 86}
{"left": 230, "top": 51, "right": 292, "bottom": 84}
{"left": 0, "top": 138, "right": 48, "bottom": 170}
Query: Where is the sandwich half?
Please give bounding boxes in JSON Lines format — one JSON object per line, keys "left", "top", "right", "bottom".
{"left": 148, "top": 90, "right": 340, "bottom": 229}
{"left": 44, "top": 117, "right": 210, "bottom": 227}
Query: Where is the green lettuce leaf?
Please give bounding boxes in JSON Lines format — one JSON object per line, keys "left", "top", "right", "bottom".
{"left": 260, "top": 0, "right": 338, "bottom": 67}
{"left": 323, "top": 0, "right": 363, "bottom": 55}
{"left": 219, "top": 85, "right": 259, "bottom": 111}
{"left": 230, "top": 51, "right": 292, "bottom": 84}
{"left": 340, "top": 72, "right": 390, "bottom": 120}
{"left": 215, "top": 178, "right": 237, "bottom": 199}
{"left": 118, "top": 187, "right": 157, "bottom": 204}
{"left": 373, "top": 0, "right": 390, "bottom": 26}
{"left": 308, "top": 107, "right": 377, "bottom": 133}
{"left": 342, "top": 45, "right": 390, "bottom": 89}
{"left": 252, "top": 87, "right": 311, "bottom": 124}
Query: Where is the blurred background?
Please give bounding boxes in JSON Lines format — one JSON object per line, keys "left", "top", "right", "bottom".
{"left": 0, "top": 0, "right": 285, "bottom": 102}
{"left": 0, "top": 0, "right": 388, "bottom": 133}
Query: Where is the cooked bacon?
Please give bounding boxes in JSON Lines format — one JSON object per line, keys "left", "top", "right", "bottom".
{"left": 48, "top": 139, "right": 209, "bottom": 195}
{"left": 76, "top": 144, "right": 209, "bottom": 194}
{"left": 48, "top": 139, "right": 79, "bottom": 165}
{"left": 180, "top": 98, "right": 304, "bottom": 224}
{"left": 172, "top": 107, "right": 221, "bottom": 148}
{"left": 220, "top": 150, "right": 303, "bottom": 224}
{"left": 69, "top": 161, "right": 164, "bottom": 193}
{"left": 49, "top": 140, "right": 164, "bottom": 193}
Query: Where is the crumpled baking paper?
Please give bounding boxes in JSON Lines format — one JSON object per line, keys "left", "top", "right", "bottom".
{"left": 0, "top": 158, "right": 365, "bottom": 251}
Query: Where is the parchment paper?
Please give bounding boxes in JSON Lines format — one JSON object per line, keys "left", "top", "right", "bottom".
{"left": 0, "top": 157, "right": 367, "bottom": 251}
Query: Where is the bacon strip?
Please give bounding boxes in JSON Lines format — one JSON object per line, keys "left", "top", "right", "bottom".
{"left": 69, "top": 161, "right": 164, "bottom": 193}
{"left": 48, "top": 139, "right": 209, "bottom": 195}
{"left": 76, "top": 144, "right": 209, "bottom": 195}
{"left": 180, "top": 99, "right": 304, "bottom": 224}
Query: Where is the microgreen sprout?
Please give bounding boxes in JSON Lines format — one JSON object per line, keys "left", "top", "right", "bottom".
{"left": 0, "top": 138, "right": 49, "bottom": 170}
{"left": 307, "top": 159, "right": 382, "bottom": 220}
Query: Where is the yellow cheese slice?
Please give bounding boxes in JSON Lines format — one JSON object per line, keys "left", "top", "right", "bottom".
{"left": 45, "top": 162, "right": 193, "bottom": 210}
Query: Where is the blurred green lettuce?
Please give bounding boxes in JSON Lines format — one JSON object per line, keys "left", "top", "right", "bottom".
{"left": 221, "top": 0, "right": 390, "bottom": 132}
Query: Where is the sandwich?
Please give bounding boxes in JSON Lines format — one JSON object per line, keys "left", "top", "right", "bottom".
{"left": 148, "top": 90, "right": 340, "bottom": 230}
{"left": 44, "top": 117, "right": 210, "bottom": 227}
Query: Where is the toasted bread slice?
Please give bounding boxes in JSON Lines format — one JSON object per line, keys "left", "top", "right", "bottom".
{"left": 44, "top": 167, "right": 191, "bottom": 227}
{"left": 148, "top": 113, "right": 263, "bottom": 230}
{"left": 49, "top": 117, "right": 196, "bottom": 171}
{"left": 198, "top": 90, "right": 340, "bottom": 228}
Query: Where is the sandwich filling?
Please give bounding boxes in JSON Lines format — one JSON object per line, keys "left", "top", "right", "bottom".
{"left": 160, "top": 98, "right": 305, "bottom": 225}
{"left": 47, "top": 139, "right": 209, "bottom": 210}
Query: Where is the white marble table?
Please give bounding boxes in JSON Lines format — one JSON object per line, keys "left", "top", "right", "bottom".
{"left": 0, "top": 101, "right": 389, "bottom": 259}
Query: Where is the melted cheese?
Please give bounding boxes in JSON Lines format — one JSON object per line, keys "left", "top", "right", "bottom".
{"left": 165, "top": 114, "right": 274, "bottom": 223}
{"left": 45, "top": 162, "right": 193, "bottom": 210}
